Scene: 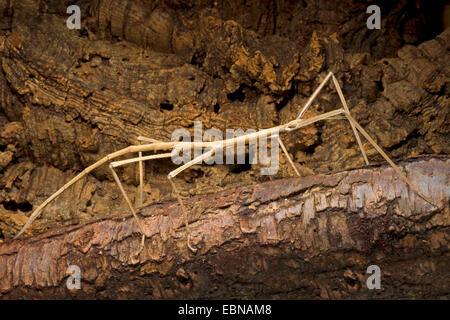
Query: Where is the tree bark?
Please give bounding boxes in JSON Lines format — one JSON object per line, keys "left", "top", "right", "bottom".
{"left": 1, "top": 1, "right": 449, "bottom": 239}
{"left": 0, "top": 156, "right": 448, "bottom": 299}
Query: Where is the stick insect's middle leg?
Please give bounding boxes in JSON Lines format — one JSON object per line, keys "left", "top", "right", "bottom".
{"left": 278, "top": 137, "right": 301, "bottom": 177}
{"left": 168, "top": 177, "right": 197, "bottom": 252}
{"left": 136, "top": 136, "right": 164, "bottom": 208}
{"left": 109, "top": 164, "right": 148, "bottom": 258}
{"left": 168, "top": 149, "right": 216, "bottom": 253}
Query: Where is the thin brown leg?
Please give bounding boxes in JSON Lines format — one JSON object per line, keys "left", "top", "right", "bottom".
{"left": 278, "top": 137, "right": 300, "bottom": 177}
{"left": 14, "top": 143, "right": 166, "bottom": 239}
{"left": 295, "top": 72, "right": 333, "bottom": 120}
{"left": 287, "top": 71, "right": 369, "bottom": 167}
{"left": 343, "top": 112, "right": 436, "bottom": 206}
{"left": 138, "top": 150, "right": 144, "bottom": 207}
{"left": 332, "top": 74, "right": 370, "bottom": 166}
{"left": 136, "top": 136, "right": 165, "bottom": 207}
{"left": 168, "top": 177, "right": 197, "bottom": 252}
{"left": 109, "top": 164, "right": 147, "bottom": 257}
{"left": 168, "top": 149, "right": 216, "bottom": 252}
{"left": 109, "top": 152, "right": 173, "bottom": 256}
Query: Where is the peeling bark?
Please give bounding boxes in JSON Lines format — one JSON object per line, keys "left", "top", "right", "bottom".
{"left": 0, "top": 1, "right": 449, "bottom": 238}
{"left": 0, "top": 157, "right": 448, "bottom": 299}
{"left": 0, "top": 0, "right": 448, "bottom": 300}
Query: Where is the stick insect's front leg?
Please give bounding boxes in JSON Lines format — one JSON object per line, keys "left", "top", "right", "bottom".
{"left": 13, "top": 142, "right": 175, "bottom": 241}
{"left": 168, "top": 148, "right": 216, "bottom": 253}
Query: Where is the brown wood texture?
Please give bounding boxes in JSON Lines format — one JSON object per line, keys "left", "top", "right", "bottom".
{"left": 0, "top": 0, "right": 449, "bottom": 240}
{"left": 0, "top": 0, "right": 449, "bottom": 300}
{"left": 0, "top": 156, "right": 448, "bottom": 299}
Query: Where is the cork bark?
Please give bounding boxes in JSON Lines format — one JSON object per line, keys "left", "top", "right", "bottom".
{"left": 0, "top": 157, "right": 448, "bottom": 299}
{"left": 0, "top": 0, "right": 448, "bottom": 299}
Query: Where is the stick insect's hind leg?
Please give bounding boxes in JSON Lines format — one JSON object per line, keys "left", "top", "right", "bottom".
{"left": 168, "top": 149, "right": 216, "bottom": 253}
{"left": 331, "top": 74, "right": 370, "bottom": 166}
{"left": 288, "top": 72, "right": 369, "bottom": 168}
{"left": 343, "top": 112, "right": 437, "bottom": 207}
{"left": 138, "top": 149, "right": 144, "bottom": 207}
{"left": 282, "top": 72, "right": 339, "bottom": 177}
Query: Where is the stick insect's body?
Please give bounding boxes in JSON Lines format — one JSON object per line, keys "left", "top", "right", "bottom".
{"left": 14, "top": 72, "right": 436, "bottom": 254}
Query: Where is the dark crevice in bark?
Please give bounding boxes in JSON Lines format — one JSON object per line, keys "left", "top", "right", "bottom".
{"left": 2, "top": 200, "right": 32, "bottom": 212}
{"left": 275, "top": 83, "right": 297, "bottom": 112}
{"left": 227, "top": 85, "right": 246, "bottom": 102}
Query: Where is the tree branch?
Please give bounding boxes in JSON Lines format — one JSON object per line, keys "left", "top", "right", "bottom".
{"left": 0, "top": 156, "right": 448, "bottom": 299}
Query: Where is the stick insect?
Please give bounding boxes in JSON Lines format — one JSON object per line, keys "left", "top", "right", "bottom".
{"left": 13, "top": 71, "right": 436, "bottom": 255}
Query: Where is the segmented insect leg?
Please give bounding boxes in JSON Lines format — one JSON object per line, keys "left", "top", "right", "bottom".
{"left": 277, "top": 136, "right": 301, "bottom": 176}
{"left": 331, "top": 74, "right": 370, "bottom": 165}
{"left": 136, "top": 137, "right": 165, "bottom": 206}
{"left": 109, "top": 152, "right": 173, "bottom": 256}
{"left": 168, "top": 148, "right": 216, "bottom": 252}
{"left": 343, "top": 111, "right": 436, "bottom": 206}
{"left": 109, "top": 164, "right": 147, "bottom": 257}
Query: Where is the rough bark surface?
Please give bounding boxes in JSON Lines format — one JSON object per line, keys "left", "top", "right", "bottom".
{"left": 0, "top": 0, "right": 449, "bottom": 239}
{"left": 0, "top": 0, "right": 448, "bottom": 299}
{"left": 0, "top": 157, "right": 449, "bottom": 299}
